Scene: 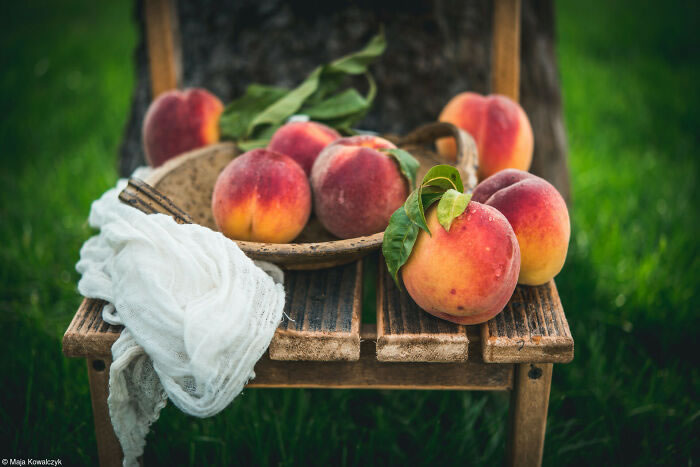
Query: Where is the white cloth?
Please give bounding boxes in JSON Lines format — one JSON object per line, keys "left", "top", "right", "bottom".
{"left": 76, "top": 169, "right": 285, "bottom": 466}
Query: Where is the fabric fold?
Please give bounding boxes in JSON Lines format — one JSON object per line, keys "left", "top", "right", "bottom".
{"left": 76, "top": 171, "right": 285, "bottom": 466}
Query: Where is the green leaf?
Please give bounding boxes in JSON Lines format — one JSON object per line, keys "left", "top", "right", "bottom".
{"left": 219, "top": 84, "right": 288, "bottom": 141}
{"left": 382, "top": 206, "right": 420, "bottom": 287}
{"left": 246, "top": 67, "right": 323, "bottom": 137}
{"left": 302, "top": 88, "right": 369, "bottom": 120}
{"left": 420, "top": 165, "right": 464, "bottom": 193}
{"left": 421, "top": 190, "right": 444, "bottom": 210}
{"left": 381, "top": 148, "right": 420, "bottom": 189}
{"left": 403, "top": 189, "right": 430, "bottom": 234}
{"left": 437, "top": 189, "right": 472, "bottom": 232}
{"left": 236, "top": 139, "right": 270, "bottom": 151}
{"left": 244, "top": 30, "right": 386, "bottom": 141}
{"left": 327, "top": 29, "right": 387, "bottom": 75}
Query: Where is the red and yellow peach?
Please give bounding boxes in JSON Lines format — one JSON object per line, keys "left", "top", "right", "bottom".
{"left": 310, "top": 135, "right": 409, "bottom": 239}
{"left": 402, "top": 203, "right": 521, "bottom": 325}
{"left": 437, "top": 92, "right": 533, "bottom": 180}
{"left": 212, "top": 149, "right": 311, "bottom": 243}
{"left": 472, "top": 169, "right": 570, "bottom": 285}
{"left": 142, "top": 88, "right": 224, "bottom": 167}
{"left": 268, "top": 121, "right": 341, "bottom": 176}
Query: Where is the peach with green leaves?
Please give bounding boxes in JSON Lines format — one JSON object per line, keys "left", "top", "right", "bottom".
{"left": 310, "top": 135, "right": 418, "bottom": 239}
{"left": 211, "top": 149, "right": 311, "bottom": 243}
{"left": 383, "top": 165, "right": 520, "bottom": 325}
{"left": 402, "top": 202, "right": 520, "bottom": 324}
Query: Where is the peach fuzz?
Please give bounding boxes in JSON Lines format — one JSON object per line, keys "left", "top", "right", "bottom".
{"left": 472, "top": 169, "right": 570, "bottom": 286}
{"left": 310, "top": 135, "right": 409, "bottom": 239}
{"left": 268, "top": 121, "right": 341, "bottom": 175}
{"left": 437, "top": 92, "right": 533, "bottom": 180}
{"left": 143, "top": 88, "right": 224, "bottom": 168}
{"left": 211, "top": 149, "right": 311, "bottom": 243}
{"left": 402, "top": 203, "right": 520, "bottom": 325}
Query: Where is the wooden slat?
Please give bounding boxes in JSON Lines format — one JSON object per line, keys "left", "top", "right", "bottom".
{"left": 63, "top": 298, "right": 121, "bottom": 358}
{"left": 269, "top": 261, "right": 362, "bottom": 361}
{"left": 491, "top": 0, "right": 521, "bottom": 100}
{"left": 64, "top": 261, "right": 363, "bottom": 361}
{"left": 144, "top": 0, "right": 181, "bottom": 97}
{"left": 249, "top": 340, "right": 513, "bottom": 390}
{"left": 376, "top": 261, "right": 470, "bottom": 362}
{"left": 481, "top": 281, "right": 574, "bottom": 363}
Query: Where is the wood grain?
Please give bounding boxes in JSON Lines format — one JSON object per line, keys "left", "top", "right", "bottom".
{"left": 87, "top": 357, "right": 124, "bottom": 467}
{"left": 376, "top": 260, "right": 470, "bottom": 362}
{"left": 63, "top": 299, "right": 513, "bottom": 390}
{"left": 507, "top": 363, "right": 553, "bottom": 467}
{"left": 481, "top": 281, "right": 574, "bottom": 363}
{"left": 144, "top": 0, "right": 181, "bottom": 97}
{"left": 250, "top": 340, "right": 513, "bottom": 390}
{"left": 63, "top": 262, "right": 365, "bottom": 362}
{"left": 492, "top": 0, "right": 521, "bottom": 100}
{"left": 63, "top": 298, "right": 121, "bottom": 358}
{"left": 269, "top": 261, "right": 362, "bottom": 361}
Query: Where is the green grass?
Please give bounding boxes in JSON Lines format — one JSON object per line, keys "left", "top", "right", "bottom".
{"left": 0, "top": 0, "right": 698, "bottom": 465}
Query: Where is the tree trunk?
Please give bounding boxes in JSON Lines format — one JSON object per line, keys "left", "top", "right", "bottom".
{"left": 120, "top": 0, "right": 569, "bottom": 201}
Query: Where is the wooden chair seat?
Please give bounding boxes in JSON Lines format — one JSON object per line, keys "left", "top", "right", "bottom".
{"left": 64, "top": 259, "right": 573, "bottom": 369}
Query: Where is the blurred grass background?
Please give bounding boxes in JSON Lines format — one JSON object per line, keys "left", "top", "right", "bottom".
{"left": 0, "top": 0, "right": 698, "bottom": 465}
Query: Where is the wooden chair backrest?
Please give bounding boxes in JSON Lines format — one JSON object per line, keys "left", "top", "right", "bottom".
{"left": 143, "top": 0, "right": 521, "bottom": 102}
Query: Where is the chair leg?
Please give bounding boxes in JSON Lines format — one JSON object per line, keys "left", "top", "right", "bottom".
{"left": 506, "top": 363, "right": 553, "bottom": 467}
{"left": 87, "top": 357, "right": 124, "bottom": 467}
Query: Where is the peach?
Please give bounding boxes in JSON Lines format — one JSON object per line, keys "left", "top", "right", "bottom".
{"left": 437, "top": 92, "right": 533, "bottom": 180}
{"left": 268, "top": 121, "right": 341, "bottom": 175}
{"left": 143, "top": 88, "right": 224, "bottom": 167}
{"left": 472, "top": 169, "right": 570, "bottom": 286}
{"left": 310, "top": 135, "right": 409, "bottom": 239}
{"left": 402, "top": 203, "right": 520, "bottom": 325}
{"left": 212, "top": 149, "right": 311, "bottom": 243}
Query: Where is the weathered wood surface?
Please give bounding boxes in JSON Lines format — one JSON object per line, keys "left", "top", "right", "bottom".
{"left": 63, "top": 298, "right": 121, "bottom": 358}
{"left": 507, "top": 362, "right": 553, "bottom": 467}
{"left": 481, "top": 281, "right": 573, "bottom": 363}
{"left": 376, "top": 262, "right": 470, "bottom": 362}
{"left": 64, "top": 263, "right": 364, "bottom": 362}
{"left": 87, "top": 356, "right": 124, "bottom": 467}
{"left": 375, "top": 266, "right": 572, "bottom": 364}
{"left": 491, "top": 0, "right": 521, "bottom": 101}
{"left": 119, "top": 178, "right": 194, "bottom": 224}
{"left": 144, "top": 0, "right": 180, "bottom": 97}
{"left": 251, "top": 340, "right": 512, "bottom": 390}
{"left": 269, "top": 261, "right": 362, "bottom": 361}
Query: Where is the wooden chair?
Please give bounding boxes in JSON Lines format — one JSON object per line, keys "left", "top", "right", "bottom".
{"left": 62, "top": 0, "right": 574, "bottom": 465}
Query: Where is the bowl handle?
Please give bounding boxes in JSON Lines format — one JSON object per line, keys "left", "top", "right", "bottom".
{"left": 118, "top": 178, "right": 194, "bottom": 224}
{"left": 398, "top": 122, "right": 479, "bottom": 191}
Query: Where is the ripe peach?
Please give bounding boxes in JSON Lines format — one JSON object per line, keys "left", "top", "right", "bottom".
{"left": 310, "top": 135, "right": 409, "bottom": 239}
{"left": 402, "top": 203, "right": 520, "bottom": 325}
{"left": 143, "top": 88, "right": 224, "bottom": 167}
{"left": 212, "top": 149, "right": 311, "bottom": 243}
{"left": 268, "top": 121, "right": 341, "bottom": 176}
{"left": 472, "top": 169, "right": 570, "bottom": 286}
{"left": 437, "top": 92, "right": 533, "bottom": 180}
